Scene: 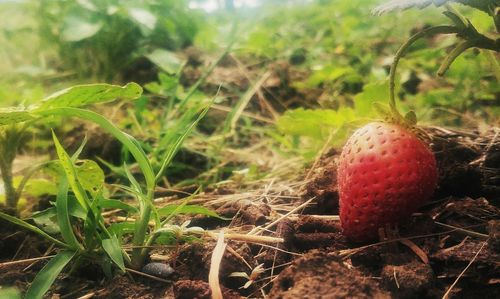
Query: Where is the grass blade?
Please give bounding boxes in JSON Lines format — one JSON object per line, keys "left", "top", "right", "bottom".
{"left": 39, "top": 108, "right": 155, "bottom": 193}
{"left": 37, "top": 83, "right": 142, "bottom": 109}
{"left": 52, "top": 131, "right": 91, "bottom": 212}
{"left": 98, "top": 199, "right": 139, "bottom": 214}
{"left": 155, "top": 104, "right": 211, "bottom": 182}
{"left": 24, "top": 250, "right": 76, "bottom": 299}
{"left": 102, "top": 235, "right": 125, "bottom": 272}
{"left": 158, "top": 204, "right": 227, "bottom": 220}
{"left": 55, "top": 176, "right": 82, "bottom": 250}
{"left": 0, "top": 211, "right": 68, "bottom": 248}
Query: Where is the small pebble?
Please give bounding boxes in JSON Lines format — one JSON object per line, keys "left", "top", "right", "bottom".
{"left": 142, "top": 262, "right": 174, "bottom": 278}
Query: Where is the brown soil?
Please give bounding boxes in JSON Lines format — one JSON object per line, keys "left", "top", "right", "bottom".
{"left": 268, "top": 250, "right": 390, "bottom": 299}
{"left": 171, "top": 280, "right": 242, "bottom": 299}
{"left": 1, "top": 126, "right": 499, "bottom": 298}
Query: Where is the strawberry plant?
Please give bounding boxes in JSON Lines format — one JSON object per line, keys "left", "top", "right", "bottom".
{"left": 336, "top": 1, "right": 499, "bottom": 241}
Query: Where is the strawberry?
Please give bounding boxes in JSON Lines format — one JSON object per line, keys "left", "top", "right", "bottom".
{"left": 337, "top": 122, "right": 437, "bottom": 242}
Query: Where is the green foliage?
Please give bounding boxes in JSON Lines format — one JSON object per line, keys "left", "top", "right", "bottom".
{"left": 39, "top": 83, "right": 142, "bottom": 109}
{"left": 0, "top": 81, "right": 223, "bottom": 297}
{"left": 155, "top": 220, "right": 204, "bottom": 245}
{"left": 102, "top": 236, "right": 125, "bottom": 272}
{"left": 0, "top": 1, "right": 497, "bottom": 297}
{"left": 276, "top": 82, "right": 390, "bottom": 157}
{"left": 24, "top": 251, "right": 76, "bottom": 299}
{"left": 0, "top": 108, "right": 35, "bottom": 125}
{"left": 0, "top": 83, "right": 142, "bottom": 212}
{"left": 146, "top": 49, "right": 185, "bottom": 74}
{"left": 0, "top": 287, "right": 21, "bottom": 299}
{"left": 241, "top": 0, "right": 497, "bottom": 123}
{"left": 158, "top": 204, "right": 228, "bottom": 220}
{"left": 36, "top": 0, "right": 200, "bottom": 80}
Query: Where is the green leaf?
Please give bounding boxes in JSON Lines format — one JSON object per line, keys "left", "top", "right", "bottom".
{"left": 24, "top": 250, "right": 76, "bottom": 299}
{"left": 302, "top": 66, "right": 354, "bottom": 88}
{"left": 127, "top": 8, "right": 157, "bottom": 30}
{"left": 404, "top": 110, "right": 417, "bottom": 125}
{"left": 31, "top": 208, "right": 60, "bottom": 234}
{"left": 23, "top": 178, "right": 58, "bottom": 197}
{"left": 0, "top": 287, "right": 21, "bottom": 299}
{"left": 353, "top": 82, "right": 389, "bottom": 116}
{"left": 61, "top": 16, "right": 102, "bottom": 42}
{"left": 37, "top": 83, "right": 142, "bottom": 110}
{"left": 123, "top": 162, "right": 143, "bottom": 195}
{"left": 102, "top": 236, "right": 125, "bottom": 272}
{"left": 158, "top": 204, "right": 226, "bottom": 220}
{"left": 276, "top": 108, "right": 354, "bottom": 139}
{"left": 0, "top": 108, "right": 35, "bottom": 126}
{"left": 155, "top": 105, "right": 210, "bottom": 182}
{"left": 0, "top": 210, "right": 68, "bottom": 248}
{"left": 82, "top": 208, "right": 98, "bottom": 250}
{"left": 146, "top": 49, "right": 183, "bottom": 74}
{"left": 50, "top": 151, "right": 104, "bottom": 198}
{"left": 75, "top": 160, "right": 105, "bottom": 195}
{"left": 40, "top": 108, "right": 155, "bottom": 193}
{"left": 442, "top": 11, "right": 467, "bottom": 29}
{"left": 98, "top": 199, "right": 139, "bottom": 214}
{"left": 108, "top": 222, "right": 136, "bottom": 238}
{"left": 63, "top": 196, "right": 88, "bottom": 219}
{"left": 52, "top": 132, "right": 90, "bottom": 211}
{"left": 372, "top": 102, "right": 392, "bottom": 118}
{"left": 56, "top": 176, "right": 81, "bottom": 250}
{"left": 71, "top": 136, "right": 88, "bottom": 161}
{"left": 37, "top": 107, "right": 156, "bottom": 268}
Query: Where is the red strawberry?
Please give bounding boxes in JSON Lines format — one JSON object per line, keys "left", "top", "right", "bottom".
{"left": 337, "top": 122, "right": 437, "bottom": 242}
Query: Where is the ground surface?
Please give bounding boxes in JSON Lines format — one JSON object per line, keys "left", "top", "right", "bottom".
{"left": 1, "top": 126, "right": 499, "bottom": 298}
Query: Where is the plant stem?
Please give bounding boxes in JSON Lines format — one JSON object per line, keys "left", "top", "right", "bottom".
{"left": 174, "top": 20, "right": 237, "bottom": 114}
{"left": 389, "top": 25, "right": 458, "bottom": 118}
{"left": 0, "top": 126, "right": 24, "bottom": 212}
{"left": 130, "top": 190, "right": 154, "bottom": 270}
{"left": 0, "top": 156, "right": 17, "bottom": 211}
{"left": 437, "top": 39, "right": 476, "bottom": 76}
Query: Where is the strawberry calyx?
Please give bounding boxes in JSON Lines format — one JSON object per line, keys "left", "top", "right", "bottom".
{"left": 371, "top": 100, "right": 431, "bottom": 145}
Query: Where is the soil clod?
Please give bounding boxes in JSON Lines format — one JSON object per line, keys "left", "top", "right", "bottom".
{"left": 268, "top": 250, "right": 390, "bottom": 299}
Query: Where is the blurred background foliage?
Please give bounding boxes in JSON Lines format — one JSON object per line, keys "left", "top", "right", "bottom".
{"left": 0, "top": 0, "right": 498, "bottom": 182}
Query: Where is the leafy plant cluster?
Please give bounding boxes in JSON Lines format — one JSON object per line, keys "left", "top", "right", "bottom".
{"left": 0, "top": 83, "right": 222, "bottom": 298}
{"left": 238, "top": 0, "right": 499, "bottom": 156}
{"left": 37, "top": 0, "right": 200, "bottom": 80}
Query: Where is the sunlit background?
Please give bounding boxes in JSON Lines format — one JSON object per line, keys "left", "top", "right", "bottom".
{"left": 0, "top": 0, "right": 497, "bottom": 127}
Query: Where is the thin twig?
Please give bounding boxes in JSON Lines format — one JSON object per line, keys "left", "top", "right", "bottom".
{"left": 442, "top": 241, "right": 487, "bottom": 299}
{"left": 0, "top": 255, "right": 56, "bottom": 268}
{"left": 77, "top": 292, "right": 97, "bottom": 299}
{"left": 250, "top": 197, "right": 315, "bottom": 235}
{"left": 209, "top": 231, "right": 226, "bottom": 299}
{"left": 125, "top": 267, "right": 170, "bottom": 283}
{"left": 207, "top": 231, "right": 284, "bottom": 244}
{"left": 435, "top": 222, "right": 489, "bottom": 239}
{"left": 399, "top": 238, "right": 429, "bottom": 264}
{"left": 338, "top": 226, "right": 486, "bottom": 258}
{"left": 288, "top": 215, "right": 340, "bottom": 221}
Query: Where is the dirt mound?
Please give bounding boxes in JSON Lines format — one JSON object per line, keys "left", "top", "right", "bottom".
{"left": 268, "top": 250, "right": 390, "bottom": 299}
{"left": 173, "top": 280, "right": 242, "bottom": 299}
